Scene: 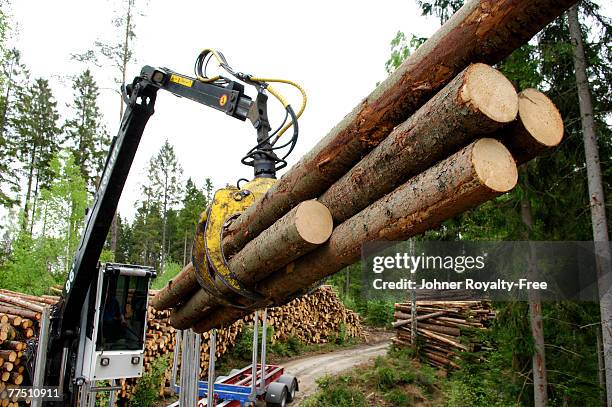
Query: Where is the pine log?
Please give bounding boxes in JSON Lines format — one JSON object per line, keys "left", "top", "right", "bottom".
{"left": 150, "top": 263, "right": 198, "bottom": 310}
{"left": 500, "top": 88, "right": 564, "bottom": 164}
{"left": 0, "top": 306, "right": 38, "bottom": 321}
{"left": 0, "top": 352, "right": 15, "bottom": 363}
{"left": 171, "top": 201, "right": 333, "bottom": 328}
{"left": 219, "top": 0, "right": 577, "bottom": 260}
{"left": 415, "top": 322, "right": 461, "bottom": 337}
{"left": 0, "top": 294, "right": 43, "bottom": 313}
{"left": 0, "top": 325, "right": 15, "bottom": 342}
{"left": 0, "top": 290, "right": 56, "bottom": 305}
{"left": 1, "top": 342, "right": 24, "bottom": 352}
{"left": 194, "top": 138, "right": 518, "bottom": 331}
{"left": 319, "top": 63, "right": 517, "bottom": 223}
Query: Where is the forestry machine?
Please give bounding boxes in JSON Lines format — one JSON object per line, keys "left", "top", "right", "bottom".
{"left": 29, "top": 49, "right": 306, "bottom": 406}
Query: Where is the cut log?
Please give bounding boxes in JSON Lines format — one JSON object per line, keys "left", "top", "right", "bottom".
{"left": 0, "top": 325, "right": 15, "bottom": 342}
{"left": 500, "top": 88, "right": 564, "bottom": 164}
{"left": 194, "top": 138, "right": 518, "bottom": 331}
{"left": 150, "top": 263, "right": 198, "bottom": 310}
{"left": 220, "top": 0, "right": 577, "bottom": 259}
{"left": 0, "top": 352, "right": 15, "bottom": 363}
{"left": 0, "top": 290, "right": 56, "bottom": 306}
{"left": 170, "top": 200, "right": 333, "bottom": 328}
{"left": 319, "top": 63, "right": 517, "bottom": 223}
{"left": 0, "top": 306, "right": 38, "bottom": 321}
{"left": 0, "top": 294, "right": 43, "bottom": 313}
{"left": 1, "top": 342, "right": 24, "bottom": 352}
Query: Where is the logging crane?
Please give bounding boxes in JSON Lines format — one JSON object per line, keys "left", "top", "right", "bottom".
{"left": 28, "top": 49, "right": 305, "bottom": 406}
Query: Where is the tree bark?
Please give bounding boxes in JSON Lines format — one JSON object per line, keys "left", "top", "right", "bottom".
{"left": 500, "top": 89, "right": 564, "bottom": 165}
{"left": 169, "top": 200, "right": 333, "bottom": 328}
{"left": 520, "top": 173, "right": 548, "bottom": 406}
{"left": 568, "top": 6, "right": 612, "bottom": 406}
{"left": 319, "top": 63, "right": 518, "bottom": 223}
{"left": 221, "top": 0, "right": 578, "bottom": 258}
{"left": 193, "top": 138, "right": 518, "bottom": 331}
{"left": 150, "top": 263, "right": 198, "bottom": 310}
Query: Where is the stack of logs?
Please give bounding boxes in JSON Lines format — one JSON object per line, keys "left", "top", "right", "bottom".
{"left": 392, "top": 301, "right": 496, "bottom": 369}
{"left": 0, "top": 289, "right": 58, "bottom": 406}
{"left": 116, "top": 286, "right": 363, "bottom": 401}
{"left": 152, "top": 0, "right": 571, "bottom": 333}
{"left": 0, "top": 286, "right": 360, "bottom": 403}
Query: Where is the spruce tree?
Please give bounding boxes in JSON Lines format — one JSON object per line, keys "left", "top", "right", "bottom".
{"left": 0, "top": 48, "right": 28, "bottom": 207}
{"left": 12, "top": 78, "right": 60, "bottom": 232}
{"left": 64, "top": 70, "right": 109, "bottom": 193}
{"left": 144, "top": 140, "right": 183, "bottom": 273}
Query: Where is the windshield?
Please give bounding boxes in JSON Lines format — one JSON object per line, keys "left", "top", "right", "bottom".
{"left": 96, "top": 273, "right": 148, "bottom": 351}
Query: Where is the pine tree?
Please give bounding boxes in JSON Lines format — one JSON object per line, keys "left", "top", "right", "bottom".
{"left": 64, "top": 69, "right": 109, "bottom": 193}
{"left": 176, "top": 178, "right": 209, "bottom": 265}
{"left": 0, "top": 48, "right": 28, "bottom": 207}
{"left": 12, "top": 78, "right": 60, "bottom": 233}
{"left": 568, "top": 5, "right": 612, "bottom": 403}
{"left": 145, "top": 140, "right": 183, "bottom": 274}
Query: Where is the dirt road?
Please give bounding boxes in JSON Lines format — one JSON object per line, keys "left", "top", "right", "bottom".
{"left": 282, "top": 340, "right": 390, "bottom": 405}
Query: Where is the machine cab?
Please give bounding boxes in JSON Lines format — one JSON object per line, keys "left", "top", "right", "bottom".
{"left": 76, "top": 263, "right": 155, "bottom": 383}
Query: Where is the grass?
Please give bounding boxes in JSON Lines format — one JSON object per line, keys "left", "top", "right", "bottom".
{"left": 151, "top": 261, "right": 182, "bottom": 290}
{"left": 300, "top": 346, "right": 445, "bottom": 406}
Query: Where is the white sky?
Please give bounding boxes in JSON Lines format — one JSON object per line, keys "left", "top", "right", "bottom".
{"left": 6, "top": 0, "right": 439, "bottom": 221}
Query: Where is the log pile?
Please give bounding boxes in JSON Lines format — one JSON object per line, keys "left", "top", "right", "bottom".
{"left": 0, "top": 289, "right": 57, "bottom": 406}
{"left": 392, "top": 301, "right": 496, "bottom": 369}
{"left": 0, "top": 284, "right": 360, "bottom": 403}
{"left": 153, "top": 0, "right": 571, "bottom": 332}
{"left": 118, "top": 286, "right": 362, "bottom": 401}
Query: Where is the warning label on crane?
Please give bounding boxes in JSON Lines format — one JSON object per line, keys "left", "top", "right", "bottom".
{"left": 170, "top": 74, "right": 193, "bottom": 87}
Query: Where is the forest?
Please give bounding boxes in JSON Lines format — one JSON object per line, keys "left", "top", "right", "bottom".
{"left": 0, "top": 0, "right": 611, "bottom": 405}
{"left": 0, "top": 0, "right": 213, "bottom": 294}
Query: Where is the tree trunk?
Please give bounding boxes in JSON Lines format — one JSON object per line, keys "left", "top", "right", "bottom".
{"left": 221, "top": 0, "right": 578, "bottom": 257}
{"left": 520, "top": 173, "right": 548, "bottom": 406}
{"left": 169, "top": 200, "right": 333, "bottom": 329}
{"left": 318, "top": 63, "right": 518, "bottom": 223}
{"left": 161, "top": 173, "right": 168, "bottom": 275}
{"left": 193, "top": 138, "right": 518, "bottom": 331}
{"left": 568, "top": 6, "right": 612, "bottom": 405}
{"left": 22, "top": 144, "right": 37, "bottom": 232}
{"left": 111, "top": 0, "right": 134, "bottom": 258}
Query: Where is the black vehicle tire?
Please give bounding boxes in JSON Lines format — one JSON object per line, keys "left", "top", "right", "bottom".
{"left": 265, "top": 382, "right": 288, "bottom": 407}
{"left": 276, "top": 374, "right": 298, "bottom": 402}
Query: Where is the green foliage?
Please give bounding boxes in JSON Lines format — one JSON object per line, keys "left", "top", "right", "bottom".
{"left": 269, "top": 334, "right": 303, "bottom": 358}
{"left": 383, "top": 388, "right": 413, "bottom": 406}
{"left": 64, "top": 69, "right": 109, "bottom": 193}
{"left": 384, "top": 31, "right": 426, "bottom": 74}
{"left": 0, "top": 151, "right": 88, "bottom": 293}
{"left": 363, "top": 300, "right": 394, "bottom": 327}
{"left": 304, "top": 346, "right": 442, "bottom": 406}
{"left": 416, "top": 0, "right": 463, "bottom": 24}
{"left": 13, "top": 78, "right": 61, "bottom": 229}
{"left": 152, "top": 261, "right": 182, "bottom": 290}
{"left": 129, "top": 355, "right": 169, "bottom": 407}
{"left": 301, "top": 375, "right": 367, "bottom": 407}
{"left": 0, "top": 48, "right": 28, "bottom": 207}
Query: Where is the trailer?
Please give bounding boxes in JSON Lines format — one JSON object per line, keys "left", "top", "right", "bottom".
{"left": 170, "top": 309, "right": 298, "bottom": 407}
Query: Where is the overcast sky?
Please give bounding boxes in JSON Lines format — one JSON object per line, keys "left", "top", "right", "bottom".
{"left": 5, "top": 0, "right": 440, "bottom": 221}
{"left": 7, "top": 1, "right": 609, "bottom": 222}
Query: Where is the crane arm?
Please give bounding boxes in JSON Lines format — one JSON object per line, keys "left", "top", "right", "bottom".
{"left": 50, "top": 64, "right": 253, "bottom": 367}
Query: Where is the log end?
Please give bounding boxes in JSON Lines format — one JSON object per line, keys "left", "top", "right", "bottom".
{"left": 472, "top": 138, "right": 518, "bottom": 192}
{"left": 518, "top": 88, "right": 564, "bottom": 147}
{"left": 295, "top": 200, "right": 334, "bottom": 244}
{"left": 462, "top": 63, "right": 518, "bottom": 123}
